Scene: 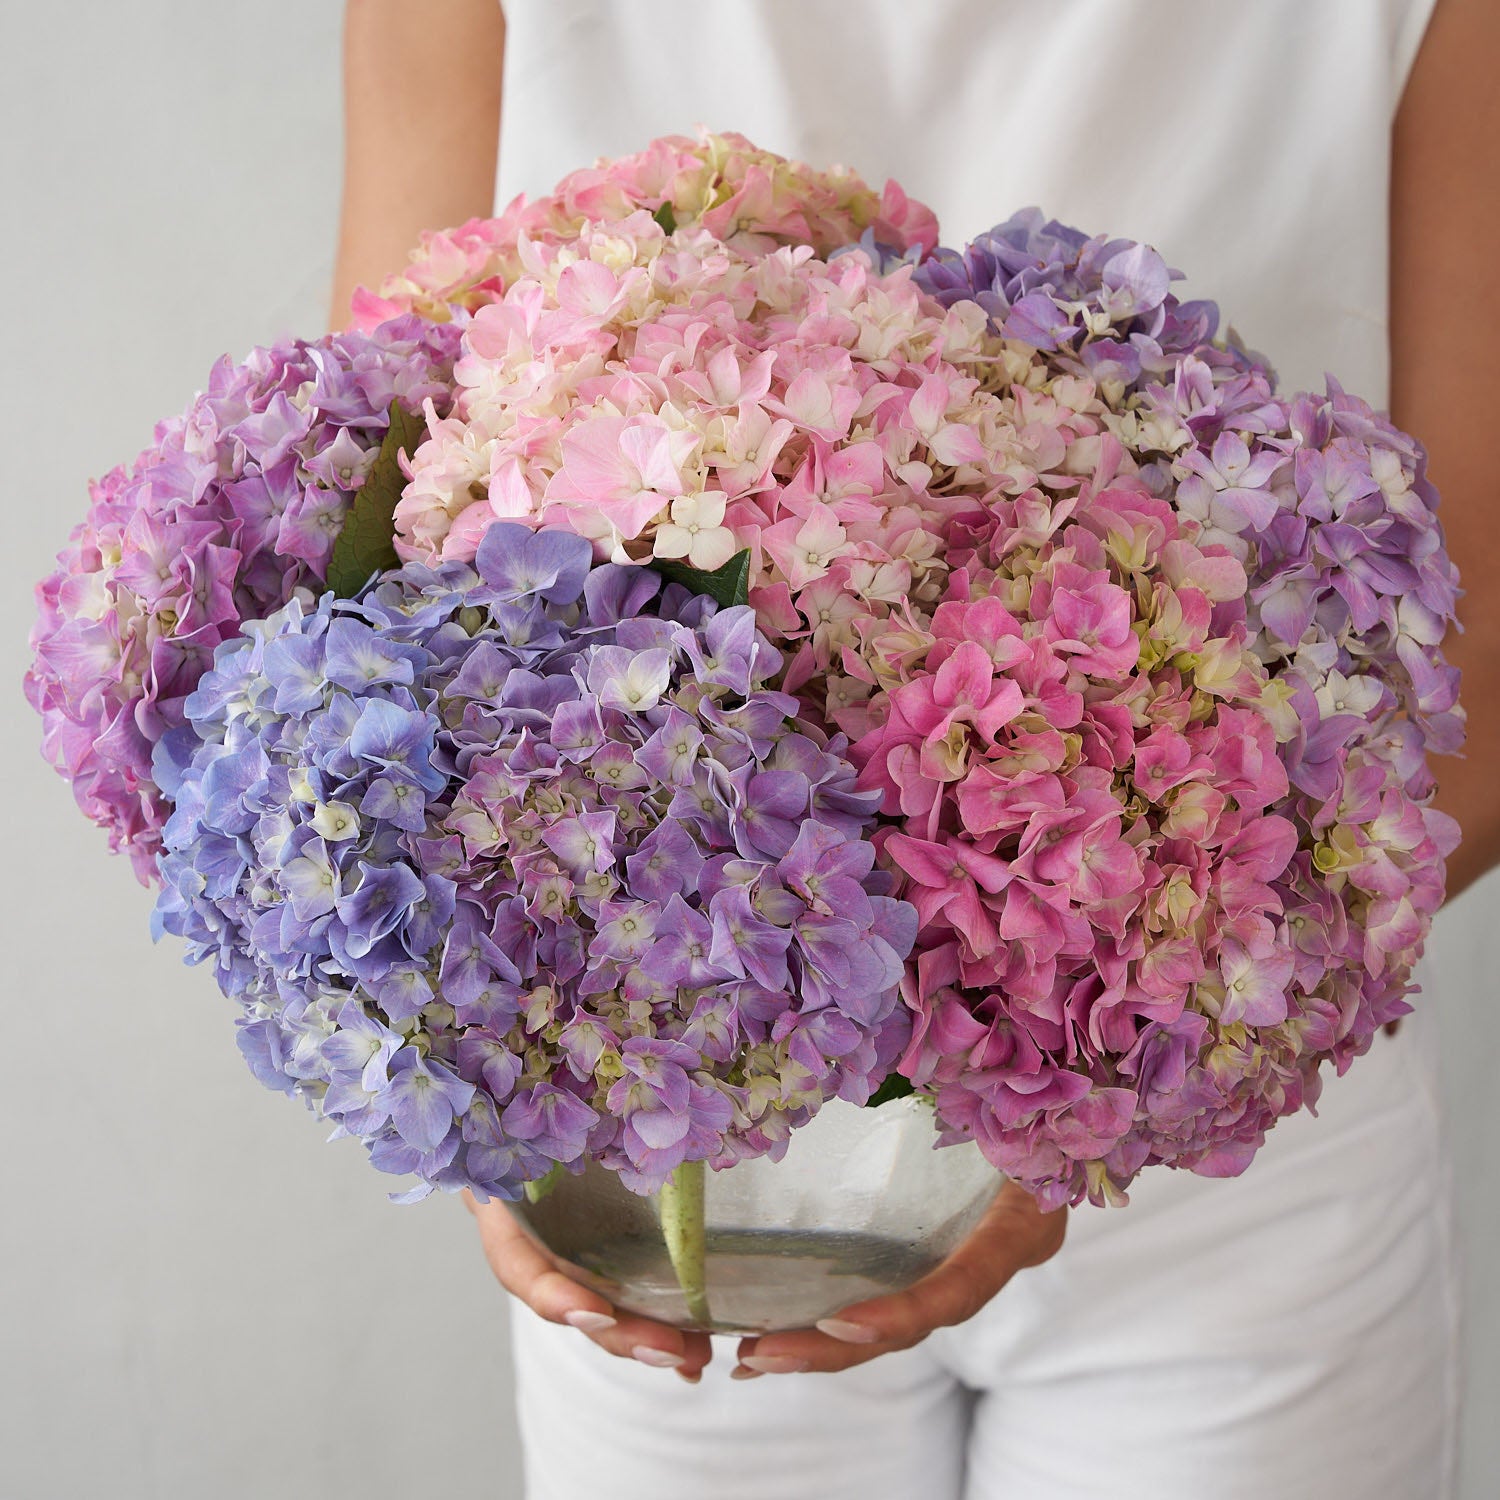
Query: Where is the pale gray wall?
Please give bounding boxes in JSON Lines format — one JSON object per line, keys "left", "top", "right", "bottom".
{"left": 2, "top": 5, "right": 1496, "bottom": 1499}
{"left": 0, "top": 6, "right": 522, "bottom": 1498}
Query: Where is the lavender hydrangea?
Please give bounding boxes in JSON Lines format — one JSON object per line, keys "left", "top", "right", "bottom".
{"left": 154, "top": 524, "right": 916, "bottom": 1200}
{"left": 26, "top": 315, "right": 461, "bottom": 881}
{"left": 915, "top": 207, "right": 1266, "bottom": 403}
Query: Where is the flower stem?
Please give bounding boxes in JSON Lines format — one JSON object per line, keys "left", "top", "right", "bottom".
{"left": 522, "top": 1163, "right": 565, "bottom": 1204}
{"left": 659, "top": 1159, "right": 711, "bottom": 1328}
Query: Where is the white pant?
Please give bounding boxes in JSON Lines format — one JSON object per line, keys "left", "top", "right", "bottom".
{"left": 511, "top": 1020, "right": 1459, "bottom": 1500}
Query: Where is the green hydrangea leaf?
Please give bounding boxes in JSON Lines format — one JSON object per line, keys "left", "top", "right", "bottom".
{"left": 649, "top": 548, "right": 752, "bottom": 609}
{"left": 653, "top": 201, "right": 677, "bottom": 234}
{"left": 324, "top": 401, "right": 428, "bottom": 598}
{"left": 864, "top": 1072, "right": 916, "bottom": 1108}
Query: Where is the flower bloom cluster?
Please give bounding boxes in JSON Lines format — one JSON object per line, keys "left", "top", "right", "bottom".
{"left": 847, "top": 213, "right": 1461, "bottom": 1207}
{"left": 352, "top": 129, "right": 938, "bottom": 330}
{"left": 31, "top": 139, "right": 1462, "bottom": 1215}
{"left": 913, "top": 207, "right": 1267, "bottom": 404}
{"left": 153, "top": 525, "right": 914, "bottom": 1200}
{"left": 26, "top": 317, "right": 461, "bottom": 880}
{"left": 389, "top": 211, "right": 1062, "bottom": 729}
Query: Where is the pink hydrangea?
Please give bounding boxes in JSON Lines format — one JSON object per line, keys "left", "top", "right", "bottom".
{"left": 389, "top": 216, "right": 1035, "bottom": 726}
{"left": 843, "top": 216, "right": 1462, "bottom": 1208}
{"left": 350, "top": 130, "right": 938, "bottom": 330}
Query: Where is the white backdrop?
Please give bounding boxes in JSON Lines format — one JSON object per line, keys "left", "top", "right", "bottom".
{"left": 1, "top": 4, "right": 1495, "bottom": 1498}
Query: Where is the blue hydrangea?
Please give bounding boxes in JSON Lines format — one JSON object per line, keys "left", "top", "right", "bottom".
{"left": 154, "top": 525, "right": 916, "bottom": 1201}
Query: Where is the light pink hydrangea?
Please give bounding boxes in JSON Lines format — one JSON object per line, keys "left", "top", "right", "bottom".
{"left": 390, "top": 216, "right": 1033, "bottom": 724}
{"left": 350, "top": 130, "right": 938, "bottom": 330}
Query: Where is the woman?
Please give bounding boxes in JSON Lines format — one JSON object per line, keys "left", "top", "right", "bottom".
{"left": 331, "top": 3, "right": 1499, "bottom": 1496}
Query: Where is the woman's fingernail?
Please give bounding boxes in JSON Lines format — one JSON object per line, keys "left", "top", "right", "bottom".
{"left": 816, "top": 1318, "right": 880, "bottom": 1344}
{"left": 564, "top": 1310, "right": 617, "bottom": 1334}
{"left": 632, "top": 1345, "right": 685, "bottom": 1369}
{"left": 674, "top": 1367, "right": 703, "bottom": 1385}
{"left": 730, "top": 1364, "right": 764, "bottom": 1380}
{"left": 739, "top": 1354, "right": 810, "bottom": 1375}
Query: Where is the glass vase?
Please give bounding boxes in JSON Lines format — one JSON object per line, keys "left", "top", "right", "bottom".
{"left": 509, "top": 1096, "right": 1003, "bottom": 1335}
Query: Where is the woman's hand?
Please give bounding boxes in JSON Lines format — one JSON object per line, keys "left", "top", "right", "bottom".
{"left": 730, "top": 1181, "right": 1066, "bottom": 1379}
{"left": 464, "top": 1190, "right": 716, "bottom": 1383}
{"left": 467, "top": 1180, "right": 1064, "bottom": 1383}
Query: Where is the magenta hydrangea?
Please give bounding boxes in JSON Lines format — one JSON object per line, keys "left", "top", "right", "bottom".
{"left": 26, "top": 316, "right": 461, "bottom": 880}
{"left": 845, "top": 216, "right": 1462, "bottom": 1209}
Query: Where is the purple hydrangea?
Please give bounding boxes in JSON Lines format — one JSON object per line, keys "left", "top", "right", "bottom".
{"left": 154, "top": 524, "right": 916, "bottom": 1201}
{"left": 25, "top": 316, "right": 462, "bottom": 881}
{"left": 914, "top": 207, "right": 1266, "bottom": 401}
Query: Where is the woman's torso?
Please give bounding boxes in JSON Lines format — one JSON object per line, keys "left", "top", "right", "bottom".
{"left": 498, "top": 0, "right": 1436, "bottom": 402}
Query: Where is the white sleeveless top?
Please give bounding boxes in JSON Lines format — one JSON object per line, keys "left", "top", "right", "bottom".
{"left": 492, "top": 0, "right": 1452, "bottom": 1214}
{"left": 498, "top": 0, "right": 1435, "bottom": 408}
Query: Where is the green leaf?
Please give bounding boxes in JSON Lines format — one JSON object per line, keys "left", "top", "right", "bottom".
{"left": 323, "top": 401, "right": 428, "bottom": 598}
{"left": 652, "top": 201, "right": 677, "bottom": 234}
{"left": 864, "top": 1071, "right": 916, "bottom": 1109}
{"left": 649, "top": 548, "right": 752, "bottom": 609}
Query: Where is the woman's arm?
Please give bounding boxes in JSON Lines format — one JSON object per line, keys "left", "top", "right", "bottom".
{"left": 1391, "top": 0, "right": 1500, "bottom": 899}
{"left": 329, "top": 0, "right": 505, "bottom": 328}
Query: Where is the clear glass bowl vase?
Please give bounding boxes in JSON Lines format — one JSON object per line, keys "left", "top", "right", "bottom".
{"left": 509, "top": 1096, "right": 1004, "bottom": 1335}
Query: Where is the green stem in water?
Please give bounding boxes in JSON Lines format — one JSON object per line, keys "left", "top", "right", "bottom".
{"left": 659, "top": 1159, "right": 711, "bottom": 1328}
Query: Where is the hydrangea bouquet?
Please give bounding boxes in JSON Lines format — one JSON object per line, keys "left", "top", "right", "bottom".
{"left": 29, "top": 132, "right": 1460, "bottom": 1324}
